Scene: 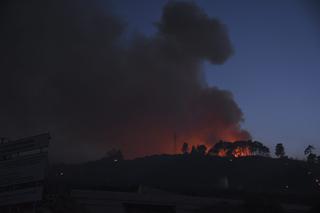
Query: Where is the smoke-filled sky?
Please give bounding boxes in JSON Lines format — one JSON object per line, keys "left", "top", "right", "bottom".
{"left": 1, "top": 0, "right": 319, "bottom": 162}
{"left": 106, "top": 0, "right": 320, "bottom": 159}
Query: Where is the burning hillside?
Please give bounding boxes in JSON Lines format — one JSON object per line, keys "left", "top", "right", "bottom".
{"left": 207, "top": 141, "right": 270, "bottom": 158}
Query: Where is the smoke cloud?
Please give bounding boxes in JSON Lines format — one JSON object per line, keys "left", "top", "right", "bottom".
{"left": 0, "top": 0, "right": 250, "bottom": 162}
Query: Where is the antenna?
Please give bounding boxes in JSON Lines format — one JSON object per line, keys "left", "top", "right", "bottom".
{"left": 173, "top": 132, "right": 177, "bottom": 154}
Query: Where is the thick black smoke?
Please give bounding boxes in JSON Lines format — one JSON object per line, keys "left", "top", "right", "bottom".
{"left": 0, "top": 0, "right": 250, "bottom": 162}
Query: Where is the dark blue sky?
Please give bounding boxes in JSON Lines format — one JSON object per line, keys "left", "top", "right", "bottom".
{"left": 106, "top": 0, "right": 320, "bottom": 158}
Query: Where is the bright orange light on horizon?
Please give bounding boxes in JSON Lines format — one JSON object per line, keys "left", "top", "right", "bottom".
{"left": 181, "top": 130, "right": 253, "bottom": 157}
{"left": 232, "top": 146, "right": 252, "bottom": 158}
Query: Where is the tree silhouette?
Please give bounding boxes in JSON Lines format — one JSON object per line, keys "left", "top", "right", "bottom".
{"left": 190, "top": 145, "right": 197, "bottom": 155}
{"left": 307, "top": 153, "right": 317, "bottom": 164}
{"left": 208, "top": 141, "right": 231, "bottom": 157}
{"left": 249, "top": 141, "right": 270, "bottom": 157}
{"left": 196, "top": 144, "right": 207, "bottom": 156}
{"left": 251, "top": 141, "right": 269, "bottom": 156}
{"left": 304, "top": 145, "right": 316, "bottom": 163}
{"left": 275, "top": 143, "right": 285, "bottom": 158}
{"left": 181, "top": 142, "right": 189, "bottom": 154}
{"left": 304, "top": 145, "right": 315, "bottom": 155}
{"left": 208, "top": 140, "right": 270, "bottom": 158}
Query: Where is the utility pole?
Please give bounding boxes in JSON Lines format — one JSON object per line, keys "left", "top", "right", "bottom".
{"left": 173, "top": 132, "right": 177, "bottom": 154}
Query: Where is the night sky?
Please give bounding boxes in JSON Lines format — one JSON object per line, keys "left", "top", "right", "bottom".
{"left": 107, "top": 0, "right": 320, "bottom": 158}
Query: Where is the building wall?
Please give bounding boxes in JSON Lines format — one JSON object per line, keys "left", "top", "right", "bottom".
{"left": 71, "top": 190, "right": 311, "bottom": 213}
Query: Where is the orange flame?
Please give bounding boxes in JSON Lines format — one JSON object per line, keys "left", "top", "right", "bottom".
{"left": 232, "top": 146, "right": 252, "bottom": 158}
{"left": 217, "top": 149, "right": 228, "bottom": 157}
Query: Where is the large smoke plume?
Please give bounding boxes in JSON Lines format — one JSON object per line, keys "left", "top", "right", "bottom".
{"left": 0, "top": 0, "right": 250, "bottom": 162}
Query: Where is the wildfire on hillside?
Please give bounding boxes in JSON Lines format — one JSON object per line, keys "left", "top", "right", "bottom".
{"left": 206, "top": 140, "right": 270, "bottom": 158}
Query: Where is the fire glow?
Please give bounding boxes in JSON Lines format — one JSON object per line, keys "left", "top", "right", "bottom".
{"left": 206, "top": 140, "right": 270, "bottom": 158}
{"left": 232, "top": 146, "right": 252, "bottom": 158}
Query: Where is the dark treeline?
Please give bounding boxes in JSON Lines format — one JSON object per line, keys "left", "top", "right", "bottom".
{"left": 181, "top": 140, "right": 270, "bottom": 158}
{"left": 179, "top": 141, "right": 320, "bottom": 164}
